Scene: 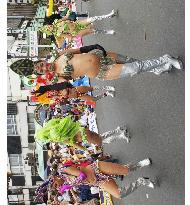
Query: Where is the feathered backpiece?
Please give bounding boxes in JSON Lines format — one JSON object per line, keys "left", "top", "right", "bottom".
{"left": 36, "top": 116, "right": 81, "bottom": 145}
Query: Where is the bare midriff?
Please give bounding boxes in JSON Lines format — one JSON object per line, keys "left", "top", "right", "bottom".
{"left": 55, "top": 53, "right": 101, "bottom": 78}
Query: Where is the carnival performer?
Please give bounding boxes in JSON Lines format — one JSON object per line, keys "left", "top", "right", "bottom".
{"left": 36, "top": 116, "right": 130, "bottom": 151}
{"left": 39, "top": 10, "right": 117, "bottom": 48}
{"left": 35, "top": 158, "right": 155, "bottom": 202}
{"left": 31, "top": 81, "right": 115, "bottom": 105}
{"left": 44, "top": 7, "right": 88, "bottom": 24}
{"left": 33, "top": 44, "right": 183, "bottom": 81}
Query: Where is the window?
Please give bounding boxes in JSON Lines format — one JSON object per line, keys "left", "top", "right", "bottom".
{"left": 28, "top": 135, "right": 35, "bottom": 143}
{"left": 27, "top": 113, "right": 35, "bottom": 135}
{"left": 27, "top": 113, "right": 34, "bottom": 123}
{"left": 7, "top": 115, "right": 17, "bottom": 135}
{"left": 7, "top": 103, "right": 17, "bottom": 115}
{"left": 29, "top": 188, "right": 36, "bottom": 200}
{"left": 7, "top": 136, "right": 22, "bottom": 154}
{"left": 9, "top": 154, "right": 24, "bottom": 175}
{"left": 21, "top": 46, "right": 28, "bottom": 54}
{"left": 9, "top": 188, "right": 23, "bottom": 195}
{"left": 29, "top": 129, "right": 35, "bottom": 135}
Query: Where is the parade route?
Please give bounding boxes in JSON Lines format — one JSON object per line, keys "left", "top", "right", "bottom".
{"left": 78, "top": 0, "right": 185, "bottom": 204}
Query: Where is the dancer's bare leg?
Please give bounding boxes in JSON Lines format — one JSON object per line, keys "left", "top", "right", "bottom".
{"left": 85, "top": 128, "right": 102, "bottom": 146}
{"left": 75, "top": 86, "right": 114, "bottom": 94}
{"left": 75, "top": 86, "right": 94, "bottom": 93}
{"left": 98, "top": 161, "right": 129, "bottom": 176}
{"left": 99, "top": 179, "right": 121, "bottom": 199}
{"left": 70, "top": 86, "right": 114, "bottom": 101}
{"left": 107, "top": 51, "right": 136, "bottom": 63}
{"left": 100, "top": 177, "right": 156, "bottom": 199}
{"left": 68, "top": 87, "right": 93, "bottom": 98}
{"left": 79, "top": 93, "right": 114, "bottom": 102}
{"left": 104, "top": 64, "right": 123, "bottom": 80}
{"left": 77, "top": 19, "right": 92, "bottom": 26}
{"left": 98, "top": 160, "right": 154, "bottom": 199}
{"left": 106, "top": 52, "right": 118, "bottom": 60}
{"left": 75, "top": 129, "right": 102, "bottom": 146}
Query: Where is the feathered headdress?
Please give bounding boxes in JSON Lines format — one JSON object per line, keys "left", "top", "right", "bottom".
{"left": 9, "top": 59, "right": 34, "bottom": 77}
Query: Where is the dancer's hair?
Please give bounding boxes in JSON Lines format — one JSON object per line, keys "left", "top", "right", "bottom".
{"left": 31, "top": 82, "right": 73, "bottom": 97}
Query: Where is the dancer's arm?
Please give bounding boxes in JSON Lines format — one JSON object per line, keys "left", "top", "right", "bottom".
{"left": 59, "top": 48, "right": 81, "bottom": 56}
{"left": 59, "top": 44, "right": 107, "bottom": 56}
{"left": 80, "top": 44, "right": 107, "bottom": 56}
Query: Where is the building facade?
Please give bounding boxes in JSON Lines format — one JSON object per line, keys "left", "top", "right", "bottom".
{"left": 7, "top": 61, "right": 43, "bottom": 205}
{"left": 7, "top": 0, "right": 48, "bottom": 59}
{"left": 7, "top": 0, "right": 33, "bottom": 4}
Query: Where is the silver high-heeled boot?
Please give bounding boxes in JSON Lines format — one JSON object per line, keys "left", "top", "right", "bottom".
{"left": 125, "top": 158, "right": 152, "bottom": 172}
{"left": 120, "top": 177, "right": 155, "bottom": 198}
{"left": 88, "top": 9, "right": 117, "bottom": 23}
{"left": 93, "top": 29, "right": 115, "bottom": 35}
{"left": 148, "top": 54, "right": 183, "bottom": 75}
{"left": 119, "top": 54, "right": 183, "bottom": 78}
{"left": 101, "top": 126, "right": 130, "bottom": 144}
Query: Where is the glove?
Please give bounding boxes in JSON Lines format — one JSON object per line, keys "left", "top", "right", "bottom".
{"left": 80, "top": 44, "right": 107, "bottom": 57}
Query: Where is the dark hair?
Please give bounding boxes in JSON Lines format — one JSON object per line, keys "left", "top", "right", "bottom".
{"left": 50, "top": 157, "right": 54, "bottom": 164}
{"left": 46, "top": 142, "right": 51, "bottom": 150}
{"left": 52, "top": 163, "right": 58, "bottom": 170}
{"left": 43, "top": 14, "right": 62, "bottom": 26}
{"left": 32, "top": 82, "right": 73, "bottom": 97}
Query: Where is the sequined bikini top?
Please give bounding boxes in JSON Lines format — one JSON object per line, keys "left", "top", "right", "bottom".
{"left": 61, "top": 52, "right": 74, "bottom": 78}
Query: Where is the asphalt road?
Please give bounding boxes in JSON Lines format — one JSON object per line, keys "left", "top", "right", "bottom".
{"left": 77, "top": 0, "right": 185, "bottom": 205}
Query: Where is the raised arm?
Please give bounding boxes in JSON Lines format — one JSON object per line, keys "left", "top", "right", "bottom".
{"left": 59, "top": 48, "right": 81, "bottom": 56}
{"left": 59, "top": 44, "right": 107, "bottom": 56}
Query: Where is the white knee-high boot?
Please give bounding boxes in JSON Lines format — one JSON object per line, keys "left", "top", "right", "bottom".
{"left": 93, "top": 29, "right": 115, "bottom": 35}
{"left": 87, "top": 9, "right": 117, "bottom": 23}
{"left": 126, "top": 158, "right": 152, "bottom": 172}
{"left": 101, "top": 126, "right": 130, "bottom": 144}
